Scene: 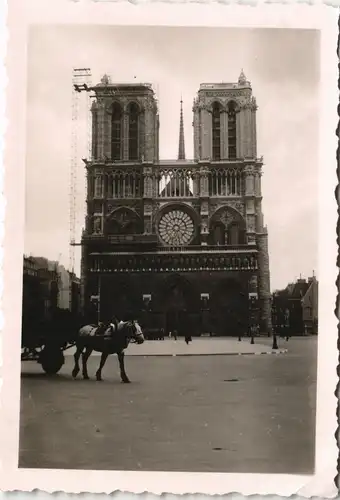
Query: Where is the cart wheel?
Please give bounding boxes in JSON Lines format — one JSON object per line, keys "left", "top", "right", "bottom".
{"left": 40, "top": 346, "right": 65, "bottom": 375}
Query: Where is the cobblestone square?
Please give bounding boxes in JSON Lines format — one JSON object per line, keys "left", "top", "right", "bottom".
{"left": 19, "top": 337, "right": 317, "bottom": 474}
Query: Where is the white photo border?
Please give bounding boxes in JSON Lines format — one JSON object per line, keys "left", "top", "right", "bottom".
{"left": 0, "top": 1, "right": 338, "bottom": 497}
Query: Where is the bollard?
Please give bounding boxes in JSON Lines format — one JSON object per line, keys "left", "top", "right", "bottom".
{"left": 272, "top": 331, "right": 278, "bottom": 350}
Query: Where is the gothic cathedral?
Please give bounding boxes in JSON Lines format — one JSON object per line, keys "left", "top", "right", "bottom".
{"left": 81, "top": 71, "right": 272, "bottom": 336}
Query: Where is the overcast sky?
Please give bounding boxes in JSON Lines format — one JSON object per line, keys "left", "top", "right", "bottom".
{"left": 24, "top": 25, "right": 320, "bottom": 290}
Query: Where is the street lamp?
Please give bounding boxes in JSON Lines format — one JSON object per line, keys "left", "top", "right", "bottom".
{"left": 271, "top": 294, "right": 279, "bottom": 350}
{"left": 249, "top": 294, "right": 258, "bottom": 345}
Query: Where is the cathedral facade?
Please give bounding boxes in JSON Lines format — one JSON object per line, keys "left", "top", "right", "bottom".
{"left": 81, "top": 71, "right": 272, "bottom": 336}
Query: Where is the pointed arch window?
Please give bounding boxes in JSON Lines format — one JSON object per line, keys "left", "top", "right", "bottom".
{"left": 111, "top": 103, "right": 122, "bottom": 161}
{"left": 228, "top": 101, "right": 237, "bottom": 160}
{"left": 128, "top": 102, "right": 139, "bottom": 161}
{"left": 227, "top": 223, "right": 246, "bottom": 245}
{"left": 213, "top": 222, "right": 226, "bottom": 245}
{"left": 92, "top": 109, "right": 98, "bottom": 159}
{"left": 212, "top": 102, "right": 221, "bottom": 161}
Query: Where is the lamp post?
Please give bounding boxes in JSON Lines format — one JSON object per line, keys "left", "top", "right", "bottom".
{"left": 249, "top": 294, "right": 258, "bottom": 345}
{"left": 271, "top": 294, "right": 278, "bottom": 350}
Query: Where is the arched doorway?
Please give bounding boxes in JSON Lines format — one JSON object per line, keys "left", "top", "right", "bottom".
{"left": 100, "top": 276, "right": 142, "bottom": 322}
{"left": 159, "top": 274, "right": 200, "bottom": 336}
{"left": 211, "top": 278, "right": 248, "bottom": 336}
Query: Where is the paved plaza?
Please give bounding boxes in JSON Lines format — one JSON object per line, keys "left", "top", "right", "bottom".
{"left": 19, "top": 336, "right": 317, "bottom": 474}
{"left": 65, "top": 336, "right": 287, "bottom": 357}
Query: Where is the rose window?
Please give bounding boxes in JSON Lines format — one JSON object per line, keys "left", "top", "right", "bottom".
{"left": 158, "top": 209, "right": 195, "bottom": 246}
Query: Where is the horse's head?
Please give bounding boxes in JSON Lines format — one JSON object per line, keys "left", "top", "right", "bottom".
{"left": 125, "top": 320, "right": 145, "bottom": 344}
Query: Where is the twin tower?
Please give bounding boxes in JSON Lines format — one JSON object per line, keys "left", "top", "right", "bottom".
{"left": 83, "top": 70, "right": 272, "bottom": 335}
{"left": 91, "top": 70, "right": 258, "bottom": 164}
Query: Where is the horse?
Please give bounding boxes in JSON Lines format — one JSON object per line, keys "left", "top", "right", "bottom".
{"left": 71, "top": 319, "right": 144, "bottom": 382}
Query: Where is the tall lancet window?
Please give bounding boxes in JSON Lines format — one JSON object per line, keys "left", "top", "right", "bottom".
{"left": 228, "top": 101, "right": 237, "bottom": 160}
{"left": 92, "top": 108, "right": 98, "bottom": 159}
{"left": 128, "top": 102, "right": 139, "bottom": 161}
{"left": 111, "top": 103, "right": 122, "bottom": 160}
{"left": 212, "top": 102, "right": 221, "bottom": 161}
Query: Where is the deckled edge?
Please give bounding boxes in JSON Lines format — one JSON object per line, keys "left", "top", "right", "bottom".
{"left": 335, "top": 10, "right": 340, "bottom": 493}
{"left": 0, "top": 0, "right": 8, "bottom": 483}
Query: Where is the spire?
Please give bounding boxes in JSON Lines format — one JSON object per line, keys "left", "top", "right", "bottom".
{"left": 238, "top": 69, "right": 249, "bottom": 86}
{"left": 178, "top": 97, "right": 186, "bottom": 160}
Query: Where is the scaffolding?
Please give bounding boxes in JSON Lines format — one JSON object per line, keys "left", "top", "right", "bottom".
{"left": 69, "top": 67, "right": 92, "bottom": 311}
{"left": 69, "top": 71, "right": 160, "bottom": 314}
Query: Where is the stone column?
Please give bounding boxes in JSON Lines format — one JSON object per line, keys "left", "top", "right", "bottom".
{"left": 193, "top": 106, "right": 200, "bottom": 160}
{"left": 257, "top": 228, "right": 272, "bottom": 334}
{"left": 139, "top": 111, "right": 145, "bottom": 161}
{"left": 155, "top": 115, "right": 160, "bottom": 161}
{"left": 254, "top": 169, "right": 261, "bottom": 197}
{"left": 201, "top": 109, "right": 212, "bottom": 160}
{"left": 192, "top": 171, "right": 200, "bottom": 197}
{"left": 236, "top": 110, "right": 242, "bottom": 158}
{"left": 221, "top": 110, "right": 228, "bottom": 160}
{"left": 143, "top": 166, "right": 153, "bottom": 197}
{"left": 143, "top": 200, "right": 153, "bottom": 234}
{"left": 251, "top": 109, "right": 257, "bottom": 158}
{"left": 244, "top": 106, "right": 252, "bottom": 158}
{"left": 244, "top": 166, "right": 255, "bottom": 196}
{"left": 199, "top": 167, "right": 209, "bottom": 245}
{"left": 199, "top": 166, "right": 209, "bottom": 197}
{"left": 144, "top": 108, "right": 154, "bottom": 162}
{"left": 244, "top": 166, "right": 256, "bottom": 245}
{"left": 200, "top": 199, "right": 209, "bottom": 246}
{"left": 254, "top": 168, "right": 263, "bottom": 233}
{"left": 143, "top": 166, "right": 153, "bottom": 234}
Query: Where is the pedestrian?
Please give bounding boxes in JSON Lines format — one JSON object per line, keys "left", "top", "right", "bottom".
{"left": 185, "top": 334, "right": 192, "bottom": 345}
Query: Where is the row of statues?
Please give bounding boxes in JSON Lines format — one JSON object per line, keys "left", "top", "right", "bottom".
{"left": 90, "top": 255, "right": 258, "bottom": 272}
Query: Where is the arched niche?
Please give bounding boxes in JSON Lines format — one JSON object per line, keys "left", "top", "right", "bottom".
{"left": 105, "top": 207, "right": 143, "bottom": 235}
{"left": 209, "top": 205, "right": 246, "bottom": 245}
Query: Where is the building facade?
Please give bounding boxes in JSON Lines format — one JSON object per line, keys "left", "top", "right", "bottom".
{"left": 272, "top": 275, "right": 318, "bottom": 336}
{"left": 302, "top": 276, "right": 318, "bottom": 333}
{"left": 81, "top": 72, "right": 272, "bottom": 335}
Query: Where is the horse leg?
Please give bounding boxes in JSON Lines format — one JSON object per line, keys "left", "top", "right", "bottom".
{"left": 96, "top": 352, "right": 109, "bottom": 381}
{"left": 81, "top": 347, "right": 93, "bottom": 380}
{"left": 72, "top": 346, "right": 82, "bottom": 379}
{"left": 118, "top": 351, "right": 130, "bottom": 383}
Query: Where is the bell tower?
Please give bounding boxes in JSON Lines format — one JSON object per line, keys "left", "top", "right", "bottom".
{"left": 91, "top": 74, "right": 159, "bottom": 163}
{"left": 192, "top": 70, "right": 272, "bottom": 334}
{"left": 193, "top": 70, "right": 257, "bottom": 161}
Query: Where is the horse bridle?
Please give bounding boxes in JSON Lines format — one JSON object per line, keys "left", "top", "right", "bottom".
{"left": 124, "top": 321, "right": 139, "bottom": 344}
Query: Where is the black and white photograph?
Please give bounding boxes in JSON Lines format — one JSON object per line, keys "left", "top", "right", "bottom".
{"left": 0, "top": 2, "right": 338, "bottom": 497}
